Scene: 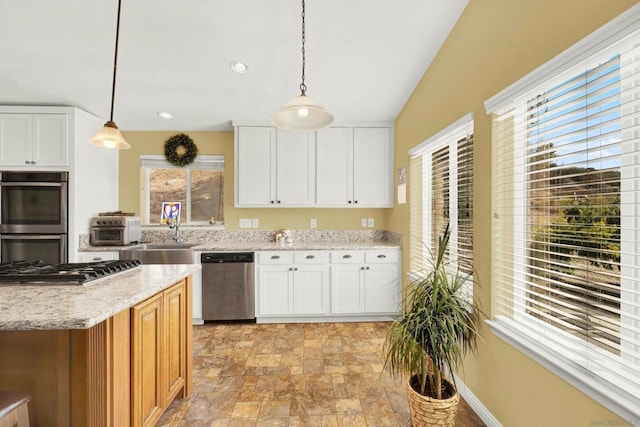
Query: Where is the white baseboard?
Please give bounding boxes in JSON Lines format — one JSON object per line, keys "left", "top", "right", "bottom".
{"left": 453, "top": 373, "right": 502, "bottom": 427}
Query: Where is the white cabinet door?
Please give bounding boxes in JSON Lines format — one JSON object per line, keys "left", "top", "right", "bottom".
{"left": 293, "top": 265, "right": 329, "bottom": 314}
{"left": 353, "top": 127, "right": 393, "bottom": 207}
{"left": 33, "top": 114, "right": 69, "bottom": 167}
{"left": 257, "top": 265, "right": 293, "bottom": 315}
{"left": 316, "top": 126, "right": 393, "bottom": 207}
{"left": 316, "top": 127, "right": 352, "bottom": 206}
{"left": 364, "top": 263, "right": 400, "bottom": 313}
{"left": 236, "top": 126, "right": 276, "bottom": 206}
{"left": 331, "top": 264, "right": 363, "bottom": 314}
{"left": 0, "top": 114, "right": 32, "bottom": 166}
{"left": 276, "top": 130, "right": 316, "bottom": 206}
{"left": 236, "top": 126, "right": 315, "bottom": 207}
{"left": 0, "top": 113, "right": 68, "bottom": 167}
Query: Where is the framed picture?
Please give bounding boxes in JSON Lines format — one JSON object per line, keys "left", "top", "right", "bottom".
{"left": 161, "top": 202, "right": 181, "bottom": 224}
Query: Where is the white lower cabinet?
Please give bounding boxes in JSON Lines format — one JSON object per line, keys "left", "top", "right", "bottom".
{"left": 77, "top": 251, "right": 118, "bottom": 262}
{"left": 330, "top": 250, "right": 400, "bottom": 315}
{"left": 255, "top": 248, "right": 400, "bottom": 322}
{"left": 256, "top": 251, "right": 329, "bottom": 317}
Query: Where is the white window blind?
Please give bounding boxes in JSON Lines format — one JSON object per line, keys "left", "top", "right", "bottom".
{"left": 486, "top": 5, "right": 640, "bottom": 420}
{"left": 409, "top": 114, "right": 474, "bottom": 281}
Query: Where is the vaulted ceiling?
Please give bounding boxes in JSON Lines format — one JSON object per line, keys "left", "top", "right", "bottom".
{"left": 0, "top": 0, "right": 468, "bottom": 131}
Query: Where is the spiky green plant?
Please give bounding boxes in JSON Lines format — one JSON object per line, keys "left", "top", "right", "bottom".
{"left": 384, "top": 224, "right": 481, "bottom": 399}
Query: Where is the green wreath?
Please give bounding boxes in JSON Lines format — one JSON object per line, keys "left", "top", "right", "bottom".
{"left": 164, "top": 133, "right": 198, "bottom": 167}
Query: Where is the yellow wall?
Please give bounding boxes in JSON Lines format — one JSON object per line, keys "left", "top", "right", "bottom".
{"left": 390, "top": 0, "right": 637, "bottom": 426}
{"left": 119, "top": 131, "right": 390, "bottom": 230}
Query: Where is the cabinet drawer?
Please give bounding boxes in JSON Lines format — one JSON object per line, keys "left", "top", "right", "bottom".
{"left": 294, "top": 251, "right": 330, "bottom": 264}
{"left": 331, "top": 251, "right": 365, "bottom": 264}
{"left": 258, "top": 251, "right": 294, "bottom": 264}
{"left": 365, "top": 250, "right": 400, "bottom": 264}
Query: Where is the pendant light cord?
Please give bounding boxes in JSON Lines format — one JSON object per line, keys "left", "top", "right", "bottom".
{"left": 109, "top": 0, "right": 123, "bottom": 122}
{"left": 300, "top": 0, "right": 307, "bottom": 95}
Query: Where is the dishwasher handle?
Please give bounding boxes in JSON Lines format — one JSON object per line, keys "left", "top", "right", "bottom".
{"left": 201, "top": 252, "right": 255, "bottom": 263}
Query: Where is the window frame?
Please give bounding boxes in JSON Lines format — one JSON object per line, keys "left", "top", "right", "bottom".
{"left": 485, "top": 4, "right": 640, "bottom": 421}
{"left": 408, "top": 113, "right": 474, "bottom": 299}
{"left": 139, "top": 155, "right": 224, "bottom": 225}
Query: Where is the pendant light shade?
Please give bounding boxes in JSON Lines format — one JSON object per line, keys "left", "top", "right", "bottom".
{"left": 271, "top": 0, "right": 334, "bottom": 132}
{"left": 89, "top": 0, "right": 131, "bottom": 150}
{"left": 271, "top": 94, "right": 334, "bottom": 131}
{"left": 88, "top": 121, "right": 130, "bottom": 149}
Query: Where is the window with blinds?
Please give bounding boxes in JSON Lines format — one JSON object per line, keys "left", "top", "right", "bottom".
{"left": 486, "top": 7, "right": 640, "bottom": 419}
{"left": 409, "top": 114, "right": 474, "bottom": 286}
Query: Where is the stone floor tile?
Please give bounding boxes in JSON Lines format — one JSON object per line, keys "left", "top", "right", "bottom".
{"left": 157, "top": 322, "right": 485, "bottom": 426}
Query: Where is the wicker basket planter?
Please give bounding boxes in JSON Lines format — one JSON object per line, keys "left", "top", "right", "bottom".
{"left": 406, "top": 376, "right": 460, "bottom": 426}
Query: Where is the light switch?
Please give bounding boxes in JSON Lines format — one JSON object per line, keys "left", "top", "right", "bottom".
{"left": 367, "top": 218, "right": 374, "bottom": 227}
{"left": 361, "top": 218, "right": 367, "bottom": 228}
{"left": 252, "top": 218, "right": 259, "bottom": 228}
{"left": 239, "top": 218, "right": 252, "bottom": 228}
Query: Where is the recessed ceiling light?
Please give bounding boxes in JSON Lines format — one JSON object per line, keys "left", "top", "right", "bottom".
{"left": 230, "top": 61, "right": 248, "bottom": 74}
{"left": 157, "top": 111, "right": 174, "bottom": 120}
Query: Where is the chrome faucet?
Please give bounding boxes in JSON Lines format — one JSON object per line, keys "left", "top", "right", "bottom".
{"left": 168, "top": 216, "right": 181, "bottom": 243}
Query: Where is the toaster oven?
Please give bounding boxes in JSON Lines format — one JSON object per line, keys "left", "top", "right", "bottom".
{"left": 90, "top": 216, "right": 142, "bottom": 246}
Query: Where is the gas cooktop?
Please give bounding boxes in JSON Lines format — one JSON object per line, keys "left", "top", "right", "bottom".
{"left": 0, "top": 260, "right": 142, "bottom": 285}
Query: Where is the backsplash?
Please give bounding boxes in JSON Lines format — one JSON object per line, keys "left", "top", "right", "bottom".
{"left": 79, "top": 229, "right": 402, "bottom": 248}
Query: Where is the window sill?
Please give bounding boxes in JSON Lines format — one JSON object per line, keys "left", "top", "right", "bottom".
{"left": 486, "top": 317, "right": 640, "bottom": 423}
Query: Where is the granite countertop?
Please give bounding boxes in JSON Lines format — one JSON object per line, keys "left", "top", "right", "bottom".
{"left": 0, "top": 264, "right": 201, "bottom": 331}
{"left": 84, "top": 241, "right": 401, "bottom": 252}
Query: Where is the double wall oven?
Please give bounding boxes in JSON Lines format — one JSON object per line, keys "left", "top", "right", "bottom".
{"left": 0, "top": 171, "right": 68, "bottom": 263}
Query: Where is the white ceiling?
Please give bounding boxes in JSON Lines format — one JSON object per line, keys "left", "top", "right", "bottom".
{"left": 0, "top": 0, "right": 468, "bottom": 131}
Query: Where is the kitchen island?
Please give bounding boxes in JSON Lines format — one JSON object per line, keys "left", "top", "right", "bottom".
{"left": 0, "top": 264, "right": 200, "bottom": 427}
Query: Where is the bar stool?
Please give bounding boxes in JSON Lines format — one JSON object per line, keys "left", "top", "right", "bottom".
{"left": 0, "top": 391, "right": 30, "bottom": 427}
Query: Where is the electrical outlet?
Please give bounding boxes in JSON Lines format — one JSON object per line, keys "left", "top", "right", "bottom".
{"left": 252, "top": 218, "right": 259, "bottom": 228}
{"left": 239, "top": 218, "right": 252, "bottom": 228}
{"left": 367, "top": 218, "right": 374, "bottom": 227}
{"left": 361, "top": 218, "right": 367, "bottom": 228}
{"left": 310, "top": 218, "right": 317, "bottom": 228}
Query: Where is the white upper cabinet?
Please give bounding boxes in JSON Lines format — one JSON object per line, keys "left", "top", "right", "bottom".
{"left": 235, "top": 126, "right": 316, "bottom": 207}
{"left": 236, "top": 126, "right": 276, "bottom": 206}
{"left": 316, "top": 126, "right": 393, "bottom": 207}
{"left": 235, "top": 123, "right": 393, "bottom": 208}
{"left": 0, "top": 113, "right": 69, "bottom": 167}
{"left": 316, "top": 127, "right": 352, "bottom": 206}
{"left": 276, "top": 130, "right": 316, "bottom": 206}
{"left": 352, "top": 127, "right": 393, "bottom": 207}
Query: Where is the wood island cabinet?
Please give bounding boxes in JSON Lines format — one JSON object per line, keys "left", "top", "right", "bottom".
{"left": 132, "top": 292, "right": 164, "bottom": 427}
{"left": 132, "top": 279, "right": 191, "bottom": 427}
{"left": 0, "top": 277, "right": 192, "bottom": 427}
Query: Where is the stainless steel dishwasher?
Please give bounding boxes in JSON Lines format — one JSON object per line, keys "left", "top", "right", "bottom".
{"left": 201, "top": 252, "right": 255, "bottom": 321}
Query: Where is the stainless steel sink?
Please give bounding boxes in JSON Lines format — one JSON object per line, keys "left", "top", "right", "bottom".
{"left": 139, "top": 243, "right": 199, "bottom": 250}
{"left": 119, "top": 243, "right": 197, "bottom": 264}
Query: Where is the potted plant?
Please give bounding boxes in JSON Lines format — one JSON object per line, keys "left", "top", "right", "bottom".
{"left": 384, "top": 223, "right": 481, "bottom": 426}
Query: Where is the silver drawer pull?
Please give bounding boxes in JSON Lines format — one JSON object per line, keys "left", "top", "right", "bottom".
{"left": 342, "top": 254, "right": 352, "bottom": 259}
{"left": 271, "top": 255, "right": 280, "bottom": 260}
{"left": 306, "top": 255, "right": 315, "bottom": 259}
{"left": 377, "top": 254, "right": 387, "bottom": 259}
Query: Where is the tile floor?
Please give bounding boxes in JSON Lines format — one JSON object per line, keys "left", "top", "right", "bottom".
{"left": 157, "top": 321, "right": 485, "bottom": 426}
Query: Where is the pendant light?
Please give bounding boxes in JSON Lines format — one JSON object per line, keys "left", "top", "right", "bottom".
{"left": 271, "top": 0, "right": 334, "bottom": 132}
{"left": 89, "top": 0, "right": 131, "bottom": 149}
